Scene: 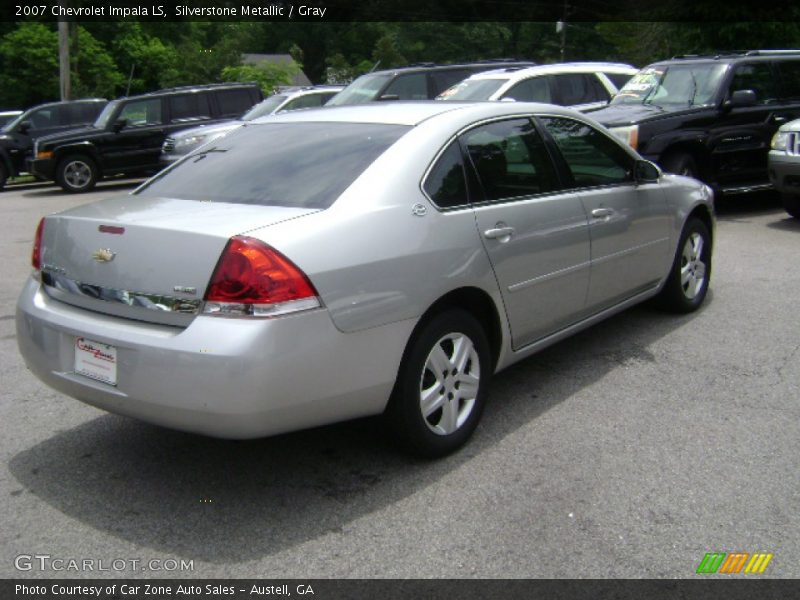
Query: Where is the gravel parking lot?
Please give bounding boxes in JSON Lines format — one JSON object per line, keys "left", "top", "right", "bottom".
{"left": 1, "top": 182, "right": 797, "bottom": 579}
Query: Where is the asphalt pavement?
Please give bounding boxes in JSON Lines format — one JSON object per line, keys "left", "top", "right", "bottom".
{"left": 1, "top": 182, "right": 797, "bottom": 579}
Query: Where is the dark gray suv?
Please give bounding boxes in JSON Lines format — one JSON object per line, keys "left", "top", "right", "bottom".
{"left": 0, "top": 99, "right": 107, "bottom": 190}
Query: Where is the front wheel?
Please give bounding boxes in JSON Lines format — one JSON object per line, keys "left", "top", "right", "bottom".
{"left": 655, "top": 218, "right": 712, "bottom": 313}
{"left": 385, "top": 309, "right": 491, "bottom": 458}
{"left": 56, "top": 154, "right": 99, "bottom": 193}
{"left": 782, "top": 193, "right": 800, "bottom": 219}
{"left": 661, "top": 151, "right": 699, "bottom": 179}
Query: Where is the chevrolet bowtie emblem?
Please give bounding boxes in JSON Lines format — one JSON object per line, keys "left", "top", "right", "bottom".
{"left": 92, "top": 248, "right": 116, "bottom": 263}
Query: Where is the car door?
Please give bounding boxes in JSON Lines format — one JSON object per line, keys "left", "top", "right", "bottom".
{"left": 463, "top": 117, "right": 592, "bottom": 349}
{"left": 539, "top": 115, "right": 672, "bottom": 312}
{"left": 102, "top": 97, "right": 166, "bottom": 172}
{"left": 710, "top": 61, "right": 794, "bottom": 189}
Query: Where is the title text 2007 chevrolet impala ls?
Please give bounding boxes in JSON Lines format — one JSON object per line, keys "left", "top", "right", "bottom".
{"left": 16, "top": 102, "right": 714, "bottom": 457}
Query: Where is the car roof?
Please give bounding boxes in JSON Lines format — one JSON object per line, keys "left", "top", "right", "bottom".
{"left": 467, "top": 62, "right": 637, "bottom": 82}
{"left": 367, "top": 60, "right": 536, "bottom": 76}
{"left": 257, "top": 100, "right": 582, "bottom": 127}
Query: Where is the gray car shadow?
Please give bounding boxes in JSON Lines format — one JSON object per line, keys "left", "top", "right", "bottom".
{"left": 9, "top": 303, "right": 702, "bottom": 564}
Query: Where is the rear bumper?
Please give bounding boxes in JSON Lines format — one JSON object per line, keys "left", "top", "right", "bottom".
{"left": 16, "top": 278, "right": 413, "bottom": 439}
{"left": 768, "top": 151, "right": 800, "bottom": 195}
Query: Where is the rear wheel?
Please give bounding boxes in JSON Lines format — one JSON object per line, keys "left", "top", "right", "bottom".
{"left": 662, "top": 151, "right": 699, "bottom": 179}
{"left": 386, "top": 309, "right": 490, "bottom": 458}
{"left": 655, "top": 218, "right": 712, "bottom": 313}
{"left": 782, "top": 193, "right": 800, "bottom": 219}
{"left": 56, "top": 154, "right": 98, "bottom": 193}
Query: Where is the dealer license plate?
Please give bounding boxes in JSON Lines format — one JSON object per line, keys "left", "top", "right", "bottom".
{"left": 74, "top": 337, "right": 117, "bottom": 386}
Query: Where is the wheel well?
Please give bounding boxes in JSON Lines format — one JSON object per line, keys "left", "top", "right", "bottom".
{"left": 661, "top": 143, "right": 710, "bottom": 179}
{"left": 412, "top": 287, "right": 504, "bottom": 371}
{"left": 687, "top": 204, "right": 714, "bottom": 246}
{"left": 54, "top": 147, "right": 98, "bottom": 168}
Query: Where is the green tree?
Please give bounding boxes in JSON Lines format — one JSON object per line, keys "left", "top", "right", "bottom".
{"left": 0, "top": 23, "right": 59, "bottom": 107}
{"left": 221, "top": 61, "right": 301, "bottom": 95}
{"left": 71, "top": 27, "right": 124, "bottom": 99}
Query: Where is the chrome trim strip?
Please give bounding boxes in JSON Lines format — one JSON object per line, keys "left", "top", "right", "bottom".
{"left": 508, "top": 260, "right": 591, "bottom": 293}
{"left": 41, "top": 270, "right": 202, "bottom": 315}
{"left": 590, "top": 237, "right": 670, "bottom": 266}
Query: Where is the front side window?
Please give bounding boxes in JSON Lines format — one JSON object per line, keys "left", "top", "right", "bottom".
{"left": 502, "top": 76, "right": 552, "bottom": 103}
{"left": 730, "top": 63, "right": 779, "bottom": 104}
{"left": 423, "top": 141, "right": 468, "bottom": 208}
{"left": 554, "top": 74, "right": 599, "bottom": 105}
{"left": 136, "top": 122, "right": 410, "bottom": 209}
{"left": 461, "top": 118, "right": 559, "bottom": 202}
{"left": 29, "top": 107, "right": 57, "bottom": 129}
{"left": 540, "top": 116, "right": 634, "bottom": 187}
{"left": 118, "top": 99, "right": 162, "bottom": 127}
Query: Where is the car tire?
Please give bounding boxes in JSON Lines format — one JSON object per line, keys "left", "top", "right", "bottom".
{"left": 782, "top": 193, "right": 800, "bottom": 219}
{"left": 655, "top": 218, "right": 712, "bottom": 313}
{"left": 662, "top": 151, "right": 699, "bottom": 179}
{"left": 386, "top": 309, "right": 491, "bottom": 458}
{"left": 56, "top": 154, "right": 99, "bottom": 193}
{"left": 0, "top": 162, "right": 7, "bottom": 191}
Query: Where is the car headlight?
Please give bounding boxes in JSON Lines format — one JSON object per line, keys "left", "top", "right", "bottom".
{"left": 608, "top": 124, "right": 639, "bottom": 149}
{"left": 771, "top": 131, "right": 789, "bottom": 151}
{"left": 175, "top": 134, "right": 207, "bottom": 149}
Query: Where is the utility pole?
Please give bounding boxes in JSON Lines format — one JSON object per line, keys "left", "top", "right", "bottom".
{"left": 58, "top": 14, "right": 70, "bottom": 100}
{"left": 558, "top": 0, "right": 568, "bottom": 62}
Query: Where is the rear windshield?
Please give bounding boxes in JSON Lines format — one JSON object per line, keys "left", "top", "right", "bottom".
{"left": 135, "top": 122, "right": 410, "bottom": 209}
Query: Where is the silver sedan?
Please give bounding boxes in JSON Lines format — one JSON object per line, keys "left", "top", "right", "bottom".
{"left": 16, "top": 102, "right": 714, "bottom": 457}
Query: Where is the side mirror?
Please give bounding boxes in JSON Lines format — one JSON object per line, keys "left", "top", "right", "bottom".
{"left": 377, "top": 94, "right": 400, "bottom": 101}
{"left": 725, "top": 89, "right": 757, "bottom": 109}
{"left": 634, "top": 159, "right": 660, "bottom": 183}
{"left": 112, "top": 118, "right": 128, "bottom": 133}
{"left": 17, "top": 120, "right": 31, "bottom": 134}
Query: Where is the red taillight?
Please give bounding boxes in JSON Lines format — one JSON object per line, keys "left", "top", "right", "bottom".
{"left": 204, "top": 236, "right": 318, "bottom": 314}
{"left": 31, "top": 218, "right": 45, "bottom": 270}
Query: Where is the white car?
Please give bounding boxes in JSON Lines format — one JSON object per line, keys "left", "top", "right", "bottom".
{"left": 437, "top": 62, "right": 637, "bottom": 112}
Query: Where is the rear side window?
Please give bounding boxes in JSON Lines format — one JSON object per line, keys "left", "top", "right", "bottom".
{"left": 461, "top": 118, "right": 559, "bottom": 201}
{"left": 540, "top": 116, "right": 634, "bottom": 187}
{"left": 69, "top": 103, "right": 103, "bottom": 125}
{"left": 136, "top": 122, "right": 410, "bottom": 209}
{"left": 383, "top": 73, "right": 428, "bottom": 100}
{"left": 169, "top": 94, "right": 212, "bottom": 123}
{"left": 430, "top": 70, "right": 471, "bottom": 96}
{"left": 216, "top": 89, "right": 256, "bottom": 117}
{"left": 423, "top": 141, "right": 468, "bottom": 208}
{"left": 776, "top": 60, "right": 800, "bottom": 100}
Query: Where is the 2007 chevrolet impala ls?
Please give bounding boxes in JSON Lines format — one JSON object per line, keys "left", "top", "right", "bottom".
{"left": 16, "top": 102, "right": 714, "bottom": 457}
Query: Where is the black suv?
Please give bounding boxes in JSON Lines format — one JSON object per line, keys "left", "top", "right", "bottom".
{"left": 28, "top": 83, "right": 262, "bottom": 193}
{"left": 326, "top": 60, "right": 536, "bottom": 106}
{"left": 589, "top": 50, "right": 800, "bottom": 195}
{"left": 0, "top": 98, "right": 107, "bottom": 190}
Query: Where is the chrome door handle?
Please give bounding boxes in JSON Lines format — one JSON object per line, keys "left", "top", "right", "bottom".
{"left": 484, "top": 226, "right": 515, "bottom": 240}
{"left": 591, "top": 208, "right": 614, "bottom": 219}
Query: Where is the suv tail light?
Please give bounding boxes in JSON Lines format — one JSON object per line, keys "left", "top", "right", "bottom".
{"left": 203, "top": 236, "right": 320, "bottom": 318}
{"left": 31, "top": 218, "right": 45, "bottom": 270}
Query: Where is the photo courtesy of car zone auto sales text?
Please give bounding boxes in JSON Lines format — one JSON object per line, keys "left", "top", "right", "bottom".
{"left": 1, "top": 1, "right": 799, "bottom": 598}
